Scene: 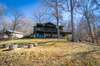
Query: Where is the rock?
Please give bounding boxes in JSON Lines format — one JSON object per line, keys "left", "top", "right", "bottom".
{"left": 27, "top": 44, "right": 33, "bottom": 48}
{"left": 2, "top": 44, "right": 9, "bottom": 49}
{"left": 18, "top": 45, "right": 22, "bottom": 48}
{"left": 5, "top": 45, "right": 9, "bottom": 49}
{"left": 8, "top": 45, "right": 18, "bottom": 50}
{"left": 33, "top": 43, "right": 38, "bottom": 47}
{"left": 23, "top": 45, "right": 28, "bottom": 48}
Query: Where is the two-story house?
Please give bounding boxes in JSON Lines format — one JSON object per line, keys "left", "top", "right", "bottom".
{"left": 32, "top": 22, "right": 72, "bottom": 38}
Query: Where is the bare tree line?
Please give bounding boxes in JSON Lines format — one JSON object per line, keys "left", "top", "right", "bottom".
{"left": 43, "top": 0, "right": 100, "bottom": 44}
{"left": 0, "top": 5, "right": 33, "bottom": 36}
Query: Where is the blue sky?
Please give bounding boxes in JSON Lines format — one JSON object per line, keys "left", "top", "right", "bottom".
{"left": 0, "top": 0, "right": 83, "bottom": 26}
{"left": 0, "top": 0, "right": 40, "bottom": 8}
{"left": 0, "top": 0, "right": 41, "bottom": 17}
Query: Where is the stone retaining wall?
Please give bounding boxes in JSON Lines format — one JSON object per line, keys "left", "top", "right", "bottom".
{"left": 2, "top": 43, "right": 38, "bottom": 50}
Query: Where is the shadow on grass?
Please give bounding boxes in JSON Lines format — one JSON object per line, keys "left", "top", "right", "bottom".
{"left": 2, "top": 49, "right": 12, "bottom": 51}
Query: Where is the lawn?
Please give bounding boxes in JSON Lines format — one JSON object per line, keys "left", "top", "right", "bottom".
{"left": 0, "top": 39, "right": 66, "bottom": 45}
{"left": 0, "top": 39, "right": 100, "bottom": 66}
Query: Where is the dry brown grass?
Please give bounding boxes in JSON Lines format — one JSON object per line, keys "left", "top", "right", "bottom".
{"left": 0, "top": 39, "right": 100, "bottom": 66}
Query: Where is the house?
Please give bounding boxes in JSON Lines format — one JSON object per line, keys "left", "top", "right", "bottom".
{"left": 0, "top": 30, "right": 24, "bottom": 39}
{"left": 32, "top": 22, "right": 72, "bottom": 38}
{"left": 7, "top": 30, "right": 24, "bottom": 39}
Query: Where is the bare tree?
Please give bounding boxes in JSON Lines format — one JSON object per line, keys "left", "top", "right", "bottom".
{"left": 9, "top": 10, "right": 23, "bottom": 39}
{"left": 33, "top": 6, "right": 48, "bottom": 23}
{"left": 16, "top": 18, "right": 34, "bottom": 36}
{"left": 64, "top": 0, "right": 79, "bottom": 42}
{"left": 45, "top": 0, "right": 63, "bottom": 39}
{"left": 0, "top": 4, "right": 8, "bottom": 33}
{"left": 0, "top": 17, "right": 9, "bottom": 33}
{"left": 78, "top": 0, "right": 100, "bottom": 44}
{"left": 70, "top": 0, "right": 74, "bottom": 42}
{"left": 77, "top": 18, "right": 89, "bottom": 42}
{"left": 11, "top": 10, "right": 23, "bottom": 32}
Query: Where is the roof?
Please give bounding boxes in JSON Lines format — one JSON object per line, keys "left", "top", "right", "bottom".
{"left": 35, "top": 22, "right": 63, "bottom": 28}
{"left": 6, "top": 30, "right": 24, "bottom": 34}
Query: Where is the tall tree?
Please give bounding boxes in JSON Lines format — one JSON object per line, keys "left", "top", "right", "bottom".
{"left": 64, "top": 0, "right": 79, "bottom": 42}
{"left": 78, "top": 0, "right": 100, "bottom": 43}
{"left": 45, "top": 0, "right": 63, "bottom": 39}
{"left": 70, "top": 0, "right": 74, "bottom": 42}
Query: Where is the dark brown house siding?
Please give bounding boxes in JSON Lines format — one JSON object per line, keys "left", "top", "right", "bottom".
{"left": 32, "top": 22, "right": 72, "bottom": 38}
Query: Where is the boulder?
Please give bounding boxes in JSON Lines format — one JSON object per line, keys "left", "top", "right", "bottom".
{"left": 22, "top": 45, "right": 28, "bottom": 48}
{"left": 33, "top": 43, "right": 38, "bottom": 47}
{"left": 2, "top": 44, "right": 9, "bottom": 49}
{"left": 27, "top": 44, "right": 33, "bottom": 48}
{"left": 8, "top": 45, "right": 18, "bottom": 50}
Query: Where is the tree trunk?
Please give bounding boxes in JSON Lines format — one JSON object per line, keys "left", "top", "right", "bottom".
{"left": 85, "top": 12, "right": 95, "bottom": 43}
{"left": 56, "top": 0, "right": 60, "bottom": 39}
{"left": 70, "top": 0, "right": 74, "bottom": 42}
{"left": 92, "top": 22, "right": 99, "bottom": 45}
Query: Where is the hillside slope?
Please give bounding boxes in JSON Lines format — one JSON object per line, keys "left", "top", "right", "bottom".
{"left": 0, "top": 41, "right": 100, "bottom": 66}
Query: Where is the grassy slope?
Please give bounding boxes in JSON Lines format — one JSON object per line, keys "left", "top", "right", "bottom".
{"left": 0, "top": 39, "right": 100, "bottom": 66}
